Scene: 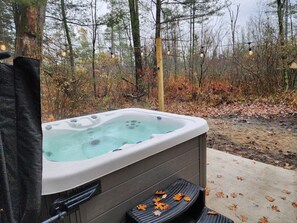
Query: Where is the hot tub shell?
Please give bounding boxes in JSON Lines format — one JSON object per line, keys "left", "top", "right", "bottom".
{"left": 40, "top": 108, "right": 208, "bottom": 223}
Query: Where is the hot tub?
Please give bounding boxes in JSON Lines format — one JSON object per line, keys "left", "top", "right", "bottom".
{"left": 40, "top": 108, "right": 209, "bottom": 223}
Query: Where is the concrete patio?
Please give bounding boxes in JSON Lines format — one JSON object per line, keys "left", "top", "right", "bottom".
{"left": 206, "top": 148, "right": 297, "bottom": 223}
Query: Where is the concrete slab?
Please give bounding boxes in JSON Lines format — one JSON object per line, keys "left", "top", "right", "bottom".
{"left": 206, "top": 148, "right": 297, "bottom": 223}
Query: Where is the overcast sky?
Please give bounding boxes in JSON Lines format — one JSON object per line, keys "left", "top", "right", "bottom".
{"left": 228, "top": 0, "right": 265, "bottom": 27}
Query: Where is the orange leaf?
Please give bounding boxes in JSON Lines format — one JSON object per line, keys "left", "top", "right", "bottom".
{"left": 258, "top": 216, "right": 269, "bottom": 223}
{"left": 155, "top": 191, "right": 166, "bottom": 195}
{"left": 282, "top": 189, "right": 291, "bottom": 195}
{"left": 184, "top": 196, "right": 191, "bottom": 202}
{"left": 136, "top": 204, "right": 147, "bottom": 211}
{"left": 48, "top": 115, "right": 55, "bottom": 122}
{"left": 153, "top": 197, "right": 162, "bottom": 204}
{"left": 207, "top": 211, "right": 218, "bottom": 215}
{"left": 215, "top": 191, "right": 225, "bottom": 198}
{"left": 154, "top": 202, "right": 170, "bottom": 210}
{"left": 173, "top": 193, "right": 184, "bottom": 201}
{"left": 240, "top": 215, "right": 248, "bottom": 222}
{"left": 205, "top": 186, "right": 210, "bottom": 196}
{"left": 271, "top": 205, "right": 280, "bottom": 212}
{"left": 230, "top": 193, "right": 237, "bottom": 198}
{"left": 228, "top": 204, "right": 237, "bottom": 211}
{"left": 265, "top": 195, "right": 275, "bottom": 202}
{"left": 292, "top": 202, "right": 297, "bottom": 208}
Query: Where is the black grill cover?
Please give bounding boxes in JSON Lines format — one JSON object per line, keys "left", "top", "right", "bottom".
{"left": 0, "top": 57, "right": 42, "bottom": 223}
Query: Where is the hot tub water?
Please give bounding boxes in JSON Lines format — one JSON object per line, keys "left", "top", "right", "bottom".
{"left": 43, "top": 117, "right": 181, "bottom": 162}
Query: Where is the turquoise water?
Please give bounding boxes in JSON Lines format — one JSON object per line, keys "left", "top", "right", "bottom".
{"left": 43, "top": 118, "right": 180, "bottom": 162}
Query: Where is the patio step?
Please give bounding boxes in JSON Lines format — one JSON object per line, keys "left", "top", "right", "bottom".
{"left": 126, "top": 179, "right": 234, "bottom": 223}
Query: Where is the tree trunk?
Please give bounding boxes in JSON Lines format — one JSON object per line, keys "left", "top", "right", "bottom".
{"left": 128, "top": 0, "right": 143, "bottom": 92}
{"left": 277, "top": 0, "right": 289, "bottom": 90}
{"left": 61, "top": 0, "right": 75, "bottom": 77}
{"left": 13, "top": 0, "right": 47, "bottom": 59}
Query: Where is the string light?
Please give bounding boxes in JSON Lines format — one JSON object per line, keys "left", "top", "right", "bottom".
{"left": 248, "top": 42, "right": 253, "bottom": 56}
{"left": 0, "top": 42, "right": 6, "bottom": 51}
{"left": 167, "top": 46, "right": 170, "bottom": 56}
{"left": 200, "top": 46, "right": 204, "bottom": 58}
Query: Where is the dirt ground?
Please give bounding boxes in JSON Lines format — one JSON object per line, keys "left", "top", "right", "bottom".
{"left": 206, "top": 114, "right": 297, "bottom": 171}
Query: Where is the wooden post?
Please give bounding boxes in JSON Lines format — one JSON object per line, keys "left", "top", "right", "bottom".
{"left": 156, "top": 37, "right": 164, "bottom": 111}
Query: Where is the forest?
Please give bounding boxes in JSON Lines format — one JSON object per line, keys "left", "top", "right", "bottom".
{"left": 0, "top": 0, "right": 296, "bottom": 120}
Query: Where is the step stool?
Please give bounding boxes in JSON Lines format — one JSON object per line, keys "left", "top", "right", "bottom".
{"left": 126, "top": 179, "right": 234, "bottom": 223}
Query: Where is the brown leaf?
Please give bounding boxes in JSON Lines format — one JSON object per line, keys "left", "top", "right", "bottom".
{"left": 155, "top": 191, "right": 166, "bottom": 195}
{"left": 280, "top": 196, "right": 286, "bottom": 200}
{"left": 173, "top": 193, "right": 184, "bottom": 201}
{"left": 240, "top": 215, "right": 248, "bottom": 222}
{"left": 228, "top": 204, "right": 237, "bottom": 211}
{"left": 237, "top": 176, "right": 244, "bottom": 181}
{"left": 258, "top": 216, "right": 269, "bottom": 223}
{"left": 282, "top": 189, "right": 291, "bottom": 195}
{"left": 48, "top": 115, "right": 55, "bottom": 122}
{"left": 271, "top": 205, "right": 280, "bottom": 212}
{"left": 153, "top": 197, "right": 161, "bottom": 204}
{"left": 207, "top": 211, "right": 218, "bottom": 215}
{"left": 292, "top": 202, "right": 297, "bottom": 208}
{"left": 205, "top": 186, "right": 210, "bottom": 196}
{"left": 265, "top": 195, "right": 275, "bottom": 202}
{"left": 154, "top": 202, "right": 170, "bottom": 210}
{"left": 136, "top": 204, "right": 147, "bottom": 211}
{"left": 215, "top": 191, "right": 225, "bottom": 198}
{"left": 230, "top": 193, "right": 237, "bottom": 198}
{"left": 184, "top": 196, "right": 191, "bottom": 202}
{"left": 217, "top": 174, "right": 223, "bottom": 178}
{"left": 239, "top": 193, "right": 244, "bottom": 196}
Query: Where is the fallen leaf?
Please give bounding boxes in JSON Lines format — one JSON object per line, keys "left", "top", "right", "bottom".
{"left": 207, "top": 211, "right": 218, "bottom": 215}
{"left": 184, "top": 196, "right": 191, "bottom": 202}
{"left": 154, "top": 202, "right": 170, "bottom": 210}
{"left": 258, "top": 216, "right": 269, "bottom": 223}
{"left": 271, "top": 205, "right": 280, "bottom": 212}
{"left": 155, "top": 191, "right": 166, "bottom": 195}
{"left": 153, "top": 210, "right": 161, "bottom": 216}
{"left": 153, "top": 197, "right": 161, "bottom": 204}
{"left": 136, "top": 204, "right": 147, "bottom": 211}
{"left": 173, "top": 193, "right": 184, "bottom": 201}
{"left": 265, "top": 196, "right": 275, "bottom": 202}
{"left": 230, "top": 193, "right": 237, "bottom": 198}
{"left": 240, "top": 215, "right": 248, "bottom": 222}
{"left": 239, "top": 193, "right": 244, "bottom": 196}
{"left": 237, "top": 176, "right": 244, "bottom": 181}
{"left": 215, "top": 191, "right": 225, "bottom": 198}
{"left": 48, "top": 115, "right": 55, "bottom": 121}
{"left": 217, "top": 174, "right": 223, "bottom": 178}
{"left": 292, "top": 202, "right": 297, "bottom": 208}
{"left": 205, "top": 186, "right": 210, "bottom": 196}
{"left": 282, "top": 189, "right": 291, "bottom": 195}
{"left": 228, "top": 204, "right": 237, "bottom": 211}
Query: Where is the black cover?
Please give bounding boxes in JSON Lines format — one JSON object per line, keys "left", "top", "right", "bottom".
{"left": 0, "top": 57, "right": 42, "bottom": 223}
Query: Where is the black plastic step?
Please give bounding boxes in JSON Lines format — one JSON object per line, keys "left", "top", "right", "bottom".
{"left": 126, "top": 179, "right": 204, "bottom": 223}
{"left": 196, "top": 207, "right": 234, "bottom": 223}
